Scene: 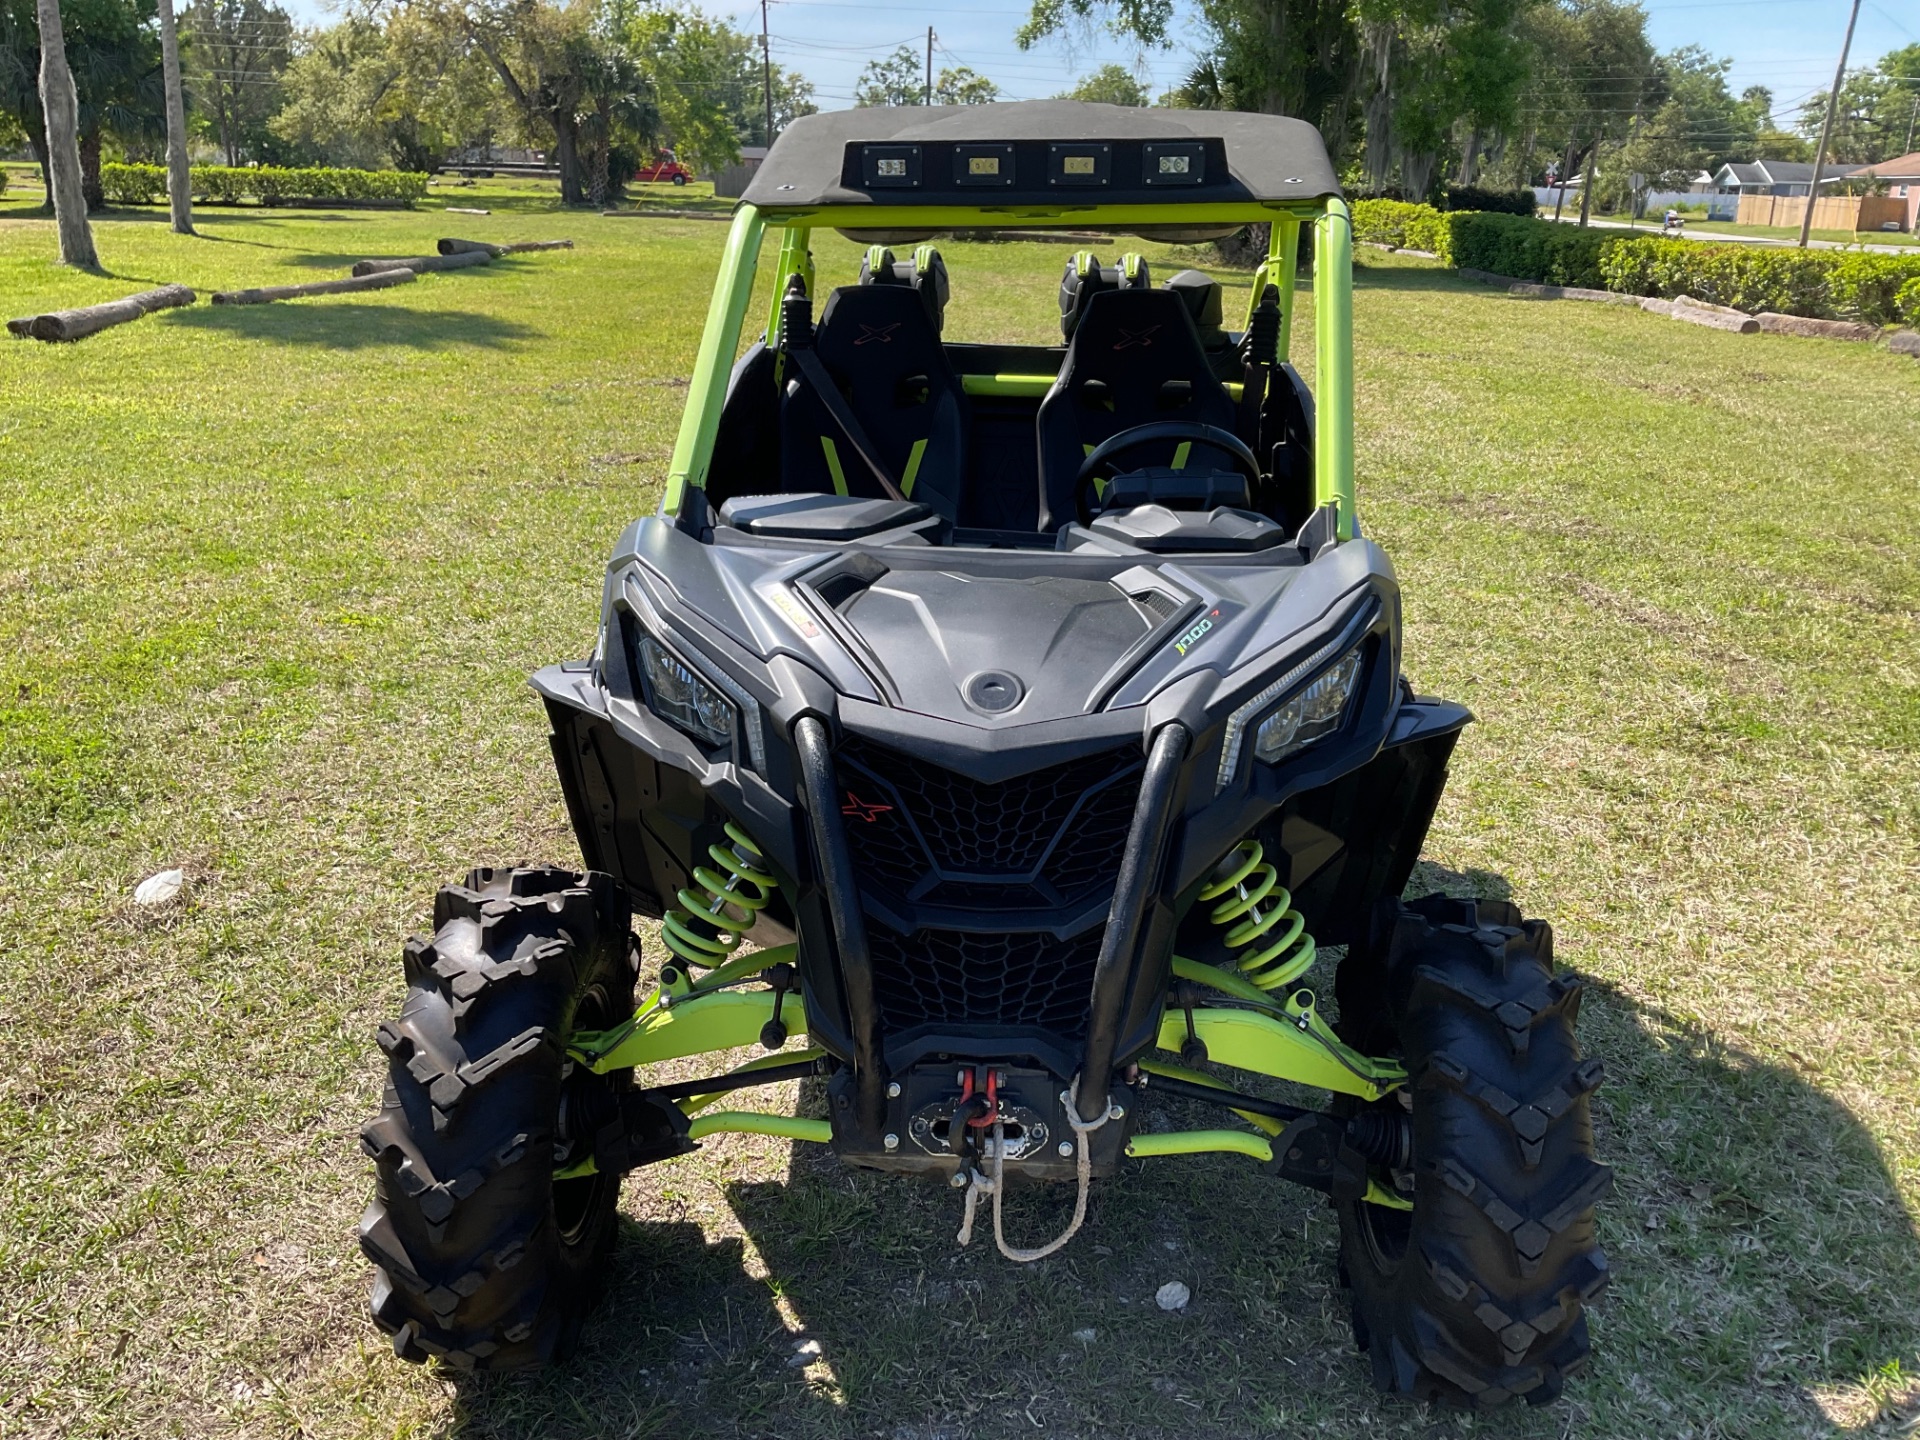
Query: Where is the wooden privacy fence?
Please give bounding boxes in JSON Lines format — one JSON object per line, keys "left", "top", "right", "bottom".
{"left": 1736, "top": 193, "right": 1910, "bottom": 232}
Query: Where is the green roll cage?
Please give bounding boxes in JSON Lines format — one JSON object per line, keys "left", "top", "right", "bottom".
{"left": 603, "top": 195, "right": 1397, "bottom": 1190}
{"left": 658, "top": 196, "right": 1356, "bottom": 541}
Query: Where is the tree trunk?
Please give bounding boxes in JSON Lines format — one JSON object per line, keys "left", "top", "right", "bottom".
{"left": 553, "top": 118, "right": 585, "bottom": 205}
{"left": 80, "top": 129, "right": 102, "bottom": 210}
{"left": 1457, "top": 128, "right": 1480, "bottom": 185}
{"left": 28, "top": 132, "right": 54, "bottom": 215}
{"left": 1401, "top": 149, "right": 1437, "bottom": 204}
{"left": 1261, "top": 0, "right": 1289, "bottom": 116}
{"left": 157, "top": 0, "right": 194, "bottom": 234}
{"left": 1361, "top": 21, "right": 1395, "bottom": 192}
{"left": 1577, "top": 141, "right": 1598, "bottom": 226}
{"left": 34, "top": 0, "right": 98, "bottom": 268}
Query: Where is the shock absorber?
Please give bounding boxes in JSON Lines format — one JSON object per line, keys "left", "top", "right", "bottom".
{"left": 1197, "top": 839, "right": 1317, "bottom": 993}
{"left": 661, "top": 822, "right": 776, "bottom": 970}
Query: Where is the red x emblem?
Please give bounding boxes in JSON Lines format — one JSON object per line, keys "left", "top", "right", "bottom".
{"left": 854, "top": 322, "right": 901, "bottom": 346}
{"left": 841, "top": 791, "right": 894, "bottom": 822}
{"left": 1113, "top": 325, "right": 1160, "bottom": 351}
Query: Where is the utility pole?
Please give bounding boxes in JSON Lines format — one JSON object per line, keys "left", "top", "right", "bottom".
{"left": 760, "top": 0, "right": 773, "bottom": 145}
{"left": 925, "top": 26, "right": 934, "bottom": 106}
{"left": 1905, "top": 94, "right": 1916, "bottom": 156}
{"left": 1801, "top": 0, "right": 1861, "bottom": 248}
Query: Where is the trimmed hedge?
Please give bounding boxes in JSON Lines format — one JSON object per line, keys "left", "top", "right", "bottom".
{"left": 1351, "top": 199, "right": 1452, "bottom": 260}
{"left": 1899, "top": 276, "right": 1920, "bottom": 328}
{"left": 1374, "top": 209, "right": 1920, "bottom": 326}
{"left": 101, "top": 162, "right": 428, "bottom": 207}
{"left": 1443, "top": 211, "right": 1624, "bottom": 289}
{"left": 1443, "top": 185, "right": 1535, "bottom": 216}
{"left": 1600, "top": 237, "right": 1920, "bottom": 326}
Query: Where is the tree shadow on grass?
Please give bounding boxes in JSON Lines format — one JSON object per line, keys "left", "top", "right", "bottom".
{"left": 160, "top": 301, "right": 538, "bottom": 351}
{"left": 1353, "top": 261, "right": 1493, "bottom": 295}
{"left": 445, "top": 883, "right": 1920, "bottom": 1439}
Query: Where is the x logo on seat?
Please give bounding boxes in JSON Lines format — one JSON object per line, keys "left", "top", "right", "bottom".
{"left": 854, "top": 323, "right": 901, "bottom": 346}
{"left": 1112, "top": 325, "right": 1160, "bottom": 351}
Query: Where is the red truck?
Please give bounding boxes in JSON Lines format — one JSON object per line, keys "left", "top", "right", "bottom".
{"left": 633, "top": 154, "right": 692, "bottom": 185}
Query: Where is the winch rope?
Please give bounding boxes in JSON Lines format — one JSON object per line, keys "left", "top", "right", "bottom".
{"left": 956, "top": 1076, "right": 1112, "bottom": 1263}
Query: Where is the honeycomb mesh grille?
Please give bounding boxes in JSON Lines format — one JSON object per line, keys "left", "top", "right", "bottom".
{"left": 867, "top": 925, "right": 1104, "bottom": 1035}
{"left": 837, "top": 737, "right": 1142, "bottom": 907}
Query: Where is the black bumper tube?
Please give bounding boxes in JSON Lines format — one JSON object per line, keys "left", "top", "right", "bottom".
{"left": 1076, "top": 722, "right": 1189, "bottom": 1122}
{"left": 794, "top": 716, "right": 888, "bottom": 1136}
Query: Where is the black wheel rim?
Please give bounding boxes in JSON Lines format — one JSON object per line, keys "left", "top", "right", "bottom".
{"left": 554, "top": 982, "right": 621, "bottom": 1246}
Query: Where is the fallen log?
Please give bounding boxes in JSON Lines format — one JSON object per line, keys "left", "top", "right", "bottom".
{"left": 10, "top": 283, "right": 195, "bottom": 342}
{"left": 1755, "top": 312, "right": 1877, "bottom": 342}
{"left": 350, "top": 252, "right": 491, "bottom": 277}
{"left": 212, "top": 270, "right": 418, "bottom": 305}
{"left": 436, "top": 237, "right": 575, "bottom": 257}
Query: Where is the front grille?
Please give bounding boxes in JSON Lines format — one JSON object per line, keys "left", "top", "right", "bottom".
{"left": 868, "top": 925, "right": 1104, "bottom": 1035}
{"left": 837, "top": 737, "right": 1142, "bottom": 908}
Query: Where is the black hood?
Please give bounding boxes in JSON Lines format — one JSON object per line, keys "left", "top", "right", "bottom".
{"left": 837, "top": 570, "right": 1175, "bottom": 725}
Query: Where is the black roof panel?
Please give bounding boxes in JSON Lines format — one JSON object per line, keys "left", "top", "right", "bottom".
{"left": 740, "top": 101, "right": 1340, "bottom": 210}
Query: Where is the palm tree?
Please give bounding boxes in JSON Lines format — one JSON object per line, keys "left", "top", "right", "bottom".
{"left": 156, "top": 0, "right": 191, "bottom": 233}
{"left": 35, "top": 0, "right": 99, "bottom": 266}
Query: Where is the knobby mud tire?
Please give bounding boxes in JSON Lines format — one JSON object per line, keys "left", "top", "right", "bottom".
{"left": 359, "top": 867, "right": 634, "bottom": 1370}
{"left": 1335, "top": 895, "right": 1612, "bottom": 1407}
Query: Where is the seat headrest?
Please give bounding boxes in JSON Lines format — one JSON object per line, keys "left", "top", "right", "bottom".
{"left": 858, "top": 243, "right": 951, "bottom": 333}
{"left": 1163, "top": 269, "right": 1230, "bottom": 350}
{"left": 1059, "top": 251, "right": 1150, "bottom": 342}
{"left": 815, "top": 281, "right": 949, "bottom": 370}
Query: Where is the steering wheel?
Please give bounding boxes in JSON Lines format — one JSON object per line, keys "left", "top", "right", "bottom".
{"left": 1073, "top": 421, "right": 1263, "bottom": 526}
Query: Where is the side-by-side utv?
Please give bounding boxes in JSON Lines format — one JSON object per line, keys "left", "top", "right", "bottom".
{"left": 359, "top": 101, "right": 1611, "bottom": 1407}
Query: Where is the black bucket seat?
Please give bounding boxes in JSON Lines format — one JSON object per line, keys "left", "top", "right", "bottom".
{"left": 779, "top": 251, "right": 968, "bottom": 520}
{"left": 1036, "top": 259, "right": 1242, "bottom": 530}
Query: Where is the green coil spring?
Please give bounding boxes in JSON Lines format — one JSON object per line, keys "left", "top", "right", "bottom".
{"left": 661, "top": 822, "right": 776, "bottom": 970}
{"left": 1196, "top": 839, "right": 1316, "bottom": 993}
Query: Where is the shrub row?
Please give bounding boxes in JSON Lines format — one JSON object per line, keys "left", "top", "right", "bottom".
{"left": 1599, "top": 237, "right": 1920, "bottom": 326}
{"left": 1350, "top": 199, "right": 1453, "bottom": 259}
{"left": 1444, "top": 211, "right": 1624, "bottom": 290}
{"left": 101, "top": 163, "right": 428, "bottom": 207}
{"left": 1442, "top": 185, "right": 1537, "bottom": 216}
{"left": 1350, "top": 185, "right": 1536, "bottom": 215}
{"left": 1359, "top": 207, "right": 1920, "bottom": 327}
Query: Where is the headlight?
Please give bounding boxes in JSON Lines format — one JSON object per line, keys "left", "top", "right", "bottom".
{"left": 1254, "top": 650, "right": 1362, "bottom": 765}
{"left": 637, "top": 633, "right": 736, "bottom": 749}
{"left": 1215, "top": 627, "right": 1371, "bottom": 794}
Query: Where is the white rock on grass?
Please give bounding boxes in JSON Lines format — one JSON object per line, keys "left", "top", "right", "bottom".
{"left": 1071, "top": 1328, "right": 1098, "bottom": 1344}
{"left": 134, "top": 869, "right": 185, "bottom": 906}
{"left": 1154, "top": 1281, "right": 1191, "bottom": 1312}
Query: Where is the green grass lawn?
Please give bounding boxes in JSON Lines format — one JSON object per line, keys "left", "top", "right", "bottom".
{"left": 2, "top": 193, "right": 1918, "bottom": 1440}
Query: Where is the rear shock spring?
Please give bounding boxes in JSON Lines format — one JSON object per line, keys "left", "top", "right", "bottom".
{"left": 1197, "top": 839, "right": 1316, "bottom": 993}
{"left": 661, "top": 823, "right": 776, "bottom": 970}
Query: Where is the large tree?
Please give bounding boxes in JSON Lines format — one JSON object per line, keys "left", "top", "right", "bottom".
{"left": 1060, "top": 61, "right": 1149, "bottom": 106}
{"left": 1797, "top": 45, "right": 1920, "bottom": 165}
{"left": 180, "top": 0, "right": 291, "bottom": 165}
{"left": 35, "top": 0, "right": 98, "bottom": 263}
{"left": 2, "top": 0, "right": 160, "bottom": 209}
{"left": 155, "top": 0, "right": 188, "bottom": 230}
{"left": 852, "top": 43, "right": 923, "bottom": 107}
{"left": 270, "top": 13, "right": 498, "bottom": 171}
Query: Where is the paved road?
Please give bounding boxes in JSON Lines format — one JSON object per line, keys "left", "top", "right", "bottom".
{"left": 1540, "top": 211, "right": 1917, "bottom": 256}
